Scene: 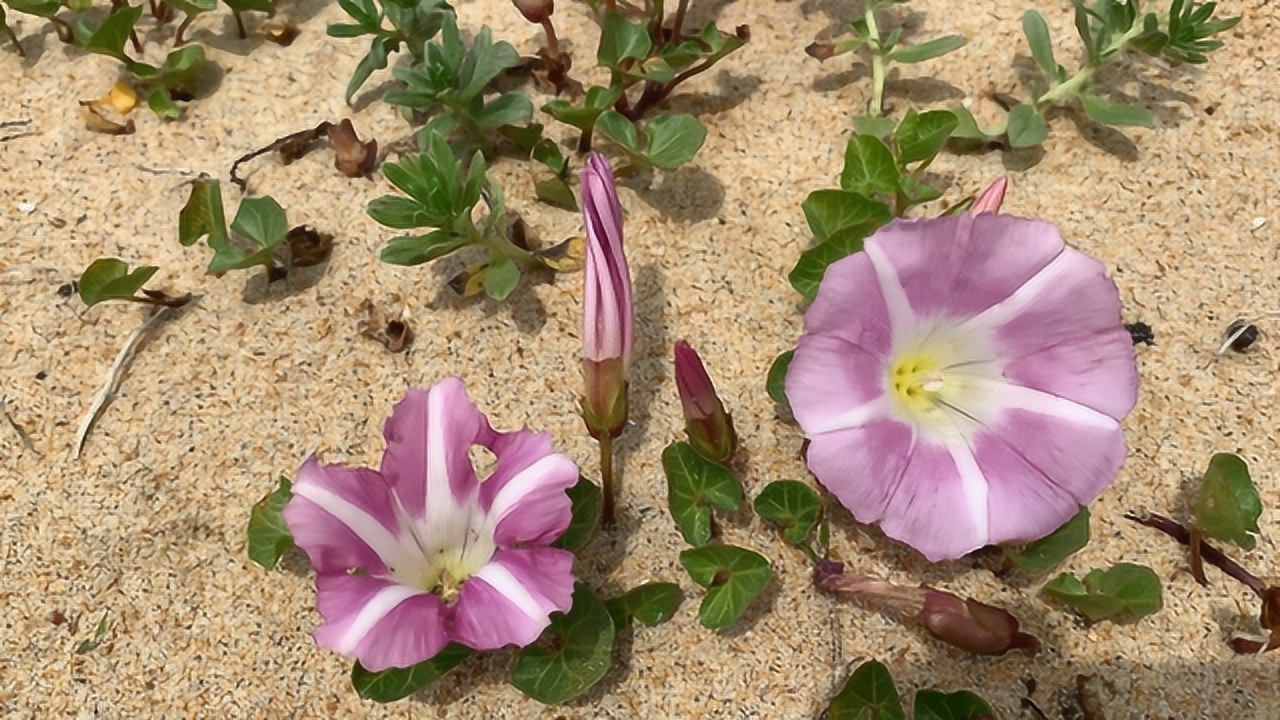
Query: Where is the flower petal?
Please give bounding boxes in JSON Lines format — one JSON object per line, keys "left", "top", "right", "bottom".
{"left": 869, "top": 215, "right": 1064, "bottom": 321}
{"left": 380, "top": 377, "right": 492, "bottom": 523}
{"left": 1001, "top": 326, "right": 1138, "bottom": 419}
{"left": 479, "top": 429, "right": 578, "bottom": 546}
{"left": 451, "top": 548, "right": 575, "bottom": 651}
{"left": 787, "top": 333, "right": 889, "bottom": 434}
{"left": 805, "top": 419, "right": 914, "bottom": 524}
{"left": 878, "top": 438, "right": 989, "bottom": 561}
{"left": 311, "top": 573, "right": 448, "bottom": 672}
{"left": 284, "top": 457, "right": 400, "bottom": 575}
{"left": 970, "top": 431, "right": 1080, "bottom": 543}
{"left": 802, "top": 250, "right": 893, "bottom": 355}
{"left": 984, "top": 387, "right": 1128, "bottom": 508}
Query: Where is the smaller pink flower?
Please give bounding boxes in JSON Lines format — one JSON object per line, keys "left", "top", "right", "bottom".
{"left": 786, "top": 214, "right": 1138, "bottom": 561}
{"left": 284, "top": 378, "right": 578, "bottom": 671}
{"left": 581, "top": 152, "right": 633, "bottom": 438}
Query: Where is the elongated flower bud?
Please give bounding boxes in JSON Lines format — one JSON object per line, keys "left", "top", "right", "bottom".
{"left": 581, "top": 152, "right": 632, "bottom": 439}
{"left": 969, "top": 176, "right": 1008, "bottom": 216}
{"left": 674, "top": 340, "right": 736, "bottom": 463}
{"left": 511, "top": 0, "right": 553, "bottom": 23}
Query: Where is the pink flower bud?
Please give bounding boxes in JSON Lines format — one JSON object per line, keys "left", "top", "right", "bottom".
{"left": 511, "top": 0, "right": 553, "bottom": 23}
{"left": 581, "top": 153, "right": 632, "bottom": 439}
{"left": 969, "top": 176, "right": 1008, "bottom": 216}
{"left": 673, "top": 340, "right": 737, "bottom": 462}
{"left": 918, "top": 589, "right": 1039, "bottom": 655}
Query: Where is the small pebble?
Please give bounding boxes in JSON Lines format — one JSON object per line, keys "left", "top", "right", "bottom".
{"left": 1225, "top": 319, "right": 1258, "bottom": 351}
{"left": 17, "top": 201, "right": 36, "bottom": 214}
{"left": 1251, "top": 217, "right": 1267, "bottom": 230}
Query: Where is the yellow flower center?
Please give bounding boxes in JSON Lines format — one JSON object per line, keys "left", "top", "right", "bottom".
{"left": 889, "top": 351, "right": 952, "bottom": 419}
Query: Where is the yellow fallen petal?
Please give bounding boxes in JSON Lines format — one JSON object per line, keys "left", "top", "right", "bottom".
{"left": 108, "top": 80, "right": 138, "bottom": 115}
{"left": 535, "top": 235, "right": 585, "bottom": 273}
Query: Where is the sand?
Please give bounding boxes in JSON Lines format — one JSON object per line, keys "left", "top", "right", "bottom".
{"left": 2, "top": 0, "right": 1278, "bottom": 716}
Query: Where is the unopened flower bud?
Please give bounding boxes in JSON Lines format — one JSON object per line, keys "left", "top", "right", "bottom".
{"left": 581, "top": 153, "right": 632, "bottom": 439}
{"left": 512, "top": 0, "right": 553, "bottom": 24}
{"left": 969, "top": 176, "right": 1008, "bottom": 216}
{"left": 918, "top": 589, "right": 1038, "bottom": 655}
{"left": 674, "top": 340, "right": 737, "bottom": 463}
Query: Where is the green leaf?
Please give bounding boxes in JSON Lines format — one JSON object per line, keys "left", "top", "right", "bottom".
{"left": 1022, "top": 10, "right": 1059, "bottom": 81}
{"left": 367, "top": 195, "right": 436, "bottom": 229}
{"left": 946, "top": 105, "right": 991, "bottom": 141}
{"left": 1005, "top": 104, "right": 1048, "bottom": 148}
{"left": 765, "top": 350, "right": 793, "bottom": 413}
{"left": 146, "top": 89, "right": 181, "bottom": 120}
{"left": 851, "top": 114, "right": 897, "bottom": 139}
{"left": 455, "top": 26, "right": 522, "bottom": 102}
{"left": 542, "top": 86, "right": 624, "bottom": 133}
{"left": 483, "top": 252, "right": 520, "bottom": 300}
{"left": 6, "top": 0, "right": 63, "bottom": 18}
{"left": 603, "top": 582, "right": 683, "bottom": 630}
{"left": 662, "top": 441, "right": 743, "bottom": 547}
{"left": 345, "top": 35, "right": 394, "bottom": 104}
{"left": 510, "top": 583, "right": 615, "bottom": 704}
{"left": 1003, "top": 507, "right": 1090, "bottom": 573}
{"left": 77, "top": 258, "right": 158, "bottom": 307}
{"left": 828, "top": 659, "right": 904, "bottom": 720}
{"left": 839, "top": 135, "right": 900, "bottom": 196}
{"left": 801, "top": 188, "right": 893, "bottom": 243}
{"left": 335, "top": 0, "right": 379, "bottom": 28}
{"left": 553, "top": 476, "right": 602, "bottom": 552}
{"left": 1194, "top": 452, "right": 1262, "bottom": 550}
{"left": 178, "top": 178, "right": 229, "bottom": 250}
{"left": 74, "top": 612, "right": 111, "bottom": 654}
{"left": 888, "top": 34, "right": 966, "bottom": 64}
{"left": 535, "top": 177, "right": 578, "bottom": 211}
{"left": 913, "top": 689, "right": 996, "bottom": 720}
{"left": 641, "top": 113, "right": 707, "bottom": 171}
{"left": 476, "top": 92, "right": 533, "bottom": 129}
{"left": 1042, "top": 563, "right": 1163, "bottom": 623}
{"left": 246, "top": 476, "right": 294, "bottom": 571}
{"left": 78, "top": 4, "right": 142, "bottom": 61}
{"left": 158, "top": 44, "right": 206, "bottom": 87}
{"left": 379, "top": 230, "right": 468, "bottom": 265}
{"left": 595, "top": 110, "right": 640, "bottom": 151}
{"left": 678, "top": 544, "right": 771, "bottom": 629}
{"left": 894, "top": 109, "right": 958, "bottom": 167}
{"left": 231, "top": 196, "right": 289, "bottom": 250}
{"left": 222, "top": 0, "right": 276, "bottom": 14}
{"left": 351, "top": 643, "right": 472, "bottom": 702}
{"left": 1080, "top": 94, "right": 1153, "bottom": 127}
{"left": 753, "top": 480, "right": 822, "bottom": 546}
{"left": 597, "top": 10, "right": 651, "bottom": 69}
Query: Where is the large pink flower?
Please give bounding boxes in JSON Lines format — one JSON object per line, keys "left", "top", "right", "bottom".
{"left": 786, "top": 214, "right": 1139, "bottom": 561}
{"left": 283, "top": 378, "right": 578, "bottom": 671}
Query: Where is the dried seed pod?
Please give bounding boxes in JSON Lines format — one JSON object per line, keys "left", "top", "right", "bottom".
{"left": 1226, "top": 319, "right": 1259, "bottom": 352}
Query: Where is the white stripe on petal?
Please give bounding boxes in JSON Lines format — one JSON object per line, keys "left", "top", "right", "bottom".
{"left": 807, "top": 394, "right": 895, "bottom": 436}
{"left": 426, "top": 386, "right": 460, "bottom": 521}
{"left": 946, "top": 438, "right": 989, "bottom": 547}
{"left": 470, "top": 562, "right": 545, "bottom": 619}
{"left": 864, "top": 241, "right": 915, "bottom": 342}
{"left": 988, "top": 381, "right": 1121, "bottom": 430}
{"left": 963, "top": 250, "right": 1072, "bottom": 333}
{"left": 335, "top": 584, "right": 423, "bottom": 653}
{"left": 487, "top": 455, "right": 567, "bottom": 523}
{"left": 294, "top": 483, "right": 403, "bottom": 566}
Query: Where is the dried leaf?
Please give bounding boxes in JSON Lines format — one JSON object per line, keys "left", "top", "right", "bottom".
{"left": 107, "top": 80, "right": 138, "bottom": 114}
{"left": 286, "top": 225, "right": 334, "bottom": 267}
{"left": 535, "top": 235, "right": 585, "bottom": 273}
{"left": 79, "top": 102, "right": 135, "bottom": 135}
{"left": 262, "top": 22, "right": 299, "bottom": 46}
{"left": 326, "top": 119, "right": 378, "bottom": 177}
{"left": 356, "top": 298, "right": 413, "bottom": 353}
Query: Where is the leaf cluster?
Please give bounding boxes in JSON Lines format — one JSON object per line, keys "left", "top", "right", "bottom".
{"left": 1042, "top": 562, "right": 1163, "bottom": 623}
{"left": 954, "top": 0, "right": 1239, "bottom": 149}
{"left": 179, "top": 177, "right": 295, "bottom": 281}
{"left": 828, "top": 659, "right": 995, "bottom": 720}
{"left": 790, "top": 109, "right": 953, "bottom": 300}
{"left": 539, "top": 10, "right": 747, "bottom": 170}
{"left": 328, "top": 0, "right": 454, "bottom": 104}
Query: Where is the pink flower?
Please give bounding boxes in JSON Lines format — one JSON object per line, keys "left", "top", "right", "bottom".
{"left": 786, "top": 214, "right": 1138, "bottom": 561}
{"left": 581, "top": 152, "right": 633, "bottom": 438}
{"left": 283, "top": 378, "right": 578, "bottom": 671}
